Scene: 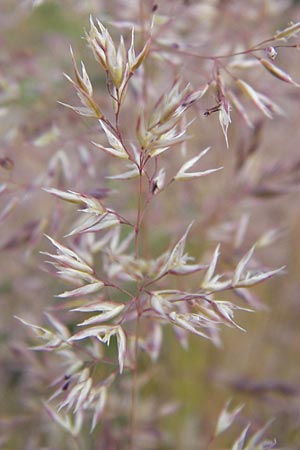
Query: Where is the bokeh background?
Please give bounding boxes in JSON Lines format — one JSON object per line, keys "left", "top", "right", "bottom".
{"left": 1, "top": 1, "right": 300, "bottom": 448}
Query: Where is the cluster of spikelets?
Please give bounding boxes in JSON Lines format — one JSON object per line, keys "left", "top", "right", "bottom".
{"left": 16, "top": 12, "right": 300, "bottom": 448}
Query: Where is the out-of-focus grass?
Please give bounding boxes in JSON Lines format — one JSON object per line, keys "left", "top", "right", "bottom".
{"left": 2, "top": 1, "right": 300, "bottom": 449}
{"left": 8, "top": 2, "right": 83, "bottom": 46}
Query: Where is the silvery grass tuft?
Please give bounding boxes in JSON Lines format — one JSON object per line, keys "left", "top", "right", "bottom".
{"left": 11, "top": 3, "right": 300, "bottom": 449}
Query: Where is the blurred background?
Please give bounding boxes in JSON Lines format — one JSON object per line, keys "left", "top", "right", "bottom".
{"left": 1, "top": 1, "right": 300, "bottom": 448}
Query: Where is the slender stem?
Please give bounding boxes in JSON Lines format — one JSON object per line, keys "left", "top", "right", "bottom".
{"left": 72, "top": 435, "right": 83, "bottom": 450}
{"left": 129, "top": 306, "right": 141, "bottom": 450}
{"left": 115, "top": 94, "right": 121, "bottom": 131}
{"left": 156, "top": 38, "right": 300, "bottom": 61}
{"left": 135, "top": 169, "right": 144, "bottom": 258}
{"left": 130, "top": 122, "right": 146, "bottom": 446}
{"left": 204, "top": 434, "right": 215, "bottom": 450}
